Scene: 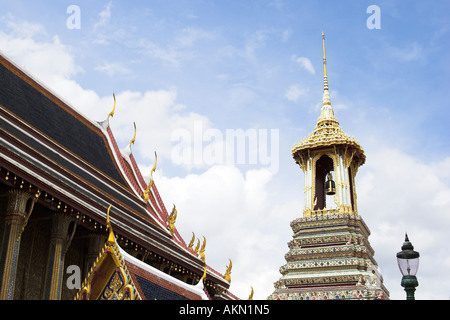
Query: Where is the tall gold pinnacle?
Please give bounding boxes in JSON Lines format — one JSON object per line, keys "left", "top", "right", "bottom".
{"left": 322, "top": 32, "right": 327, "bottom": 81}
{"left": 322, "top": 31, "right": 330, "bottom": 100}
{"left": 317, "top": 31, "right": 336, "bottom": 125}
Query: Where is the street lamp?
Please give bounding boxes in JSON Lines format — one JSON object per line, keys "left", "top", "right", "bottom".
{"left": 396, "top": 234, "right": 420, "bottom": 300}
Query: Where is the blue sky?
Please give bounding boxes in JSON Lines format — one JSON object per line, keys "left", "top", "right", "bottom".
{"left": 0, "top": 1, "right": 449, "bottom": 300}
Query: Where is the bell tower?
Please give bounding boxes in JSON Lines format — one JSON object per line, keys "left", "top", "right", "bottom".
{"left": 294, "top": 32, "right": 365, "bottom": 217}
{"left": 268, "top": 33, "right": 389, "bottom": 300}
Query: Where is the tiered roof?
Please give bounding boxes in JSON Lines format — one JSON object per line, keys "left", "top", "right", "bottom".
{"left": 0, "top": 50, "right": 235, "bottom": 300}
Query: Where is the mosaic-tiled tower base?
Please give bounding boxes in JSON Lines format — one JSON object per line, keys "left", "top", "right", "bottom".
{"left": 268, "top": 213, "right": 389, "bottom": 300}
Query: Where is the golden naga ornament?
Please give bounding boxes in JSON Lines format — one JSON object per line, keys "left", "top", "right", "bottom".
{"left": 107, "top": 93, "right": 116, "bottom": 121}
{"left": 188, "top": 232, "right": 195, "bottom": 249}
{"left": 224, "top": 259, "right": 232, "bottom": 283}
{"left": 199, "top": 236, "right": 206, "bottom": 263}
{"left": 142, "top": 151, "right": 157, "bottom": 202}
{"left": 128, "top": 122, "right": 136, "bottom": 148}
{"left": 106, "top": 204, "right": 115, "bottom": 245}
{"left": 167, "top": 204, "right": 177, "bottom": 236}
{"left": 248, "top": 286, "right": 254, "bottom": 300}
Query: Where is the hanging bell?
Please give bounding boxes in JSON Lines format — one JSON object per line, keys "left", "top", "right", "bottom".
{"left": 325, "top": 172, "right": 336, "bottom": 195}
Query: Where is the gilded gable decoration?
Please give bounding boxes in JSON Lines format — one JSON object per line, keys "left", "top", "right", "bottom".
{"left": 76, "top": 205, "right": 141, "bottom": 300}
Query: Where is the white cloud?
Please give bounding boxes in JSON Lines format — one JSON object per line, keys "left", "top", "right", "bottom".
{"left": 293, "top": 56, "right": 315, "bottom": 74}
{"left": 94, "top": 1, "right": 112, "bottom": 31}
{"left": 268, "top": 0, "right": 284, "bottom": 10}
{"left": 174, "top": 27, "right": 215, "bottom": 48}
{"left": 244, "top": 30, "right": 269, "bottom": 62}
{"left": 358, "top": 145, "right": 450, "bottom": 300}
{"left": 94, "top": 62, "right": 131, "bottom": 77}
{"left": 285, "top": 84, "right": 308, "bottom": 101}
{"left": 0, "top": 21, "right": 82, "bottom": 81}
{"left": 0, "top": 17, "right": 212, "bottom": 166}
{"left": 132, "top": 26, "right": 216, "bottom": 67}
{"left": 387, "top": 41, "right": 426, "bottom": 63}
{"left": 1, "top": 13, "right": 46, "bottom": 38}
{"left": 111, "top": 89, "right": 213, "bottom": 163}
{"left": 154, "top": 165, "right": 280, "bottom": 299}
{"left": 281, "top": 28, "right": 292, "bottom": 42}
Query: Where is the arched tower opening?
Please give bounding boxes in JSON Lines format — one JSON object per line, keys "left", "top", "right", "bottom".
{"left": 314, "top": 155, "right": 334, "bottom": 210}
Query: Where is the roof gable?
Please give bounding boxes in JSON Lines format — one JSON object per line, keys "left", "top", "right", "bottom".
{"left": 76, "top": 206, "right": 208, "bottom": 300}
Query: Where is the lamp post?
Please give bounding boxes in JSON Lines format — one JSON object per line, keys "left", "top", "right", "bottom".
{"left": 396, "top": 234, "right": 420, "bottom": 300}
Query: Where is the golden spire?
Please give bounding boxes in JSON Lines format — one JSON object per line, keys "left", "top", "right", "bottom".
{"left": 322, "top": 31, "right": 329, "bottom": 94}
{"left": 317, "top": 31, "right": 337, "bottom": 125}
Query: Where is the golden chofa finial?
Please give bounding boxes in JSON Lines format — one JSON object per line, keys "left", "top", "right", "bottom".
{"left": 142, "top": 151, "right": 157, "bottom": 202}
{"left": 199, "top": 236, "right": 206, "bottom": 263}
{"left": 248, "top": 286, "right": 254, "bottom": 300}
{"left": 99, "top": 93, "right": 117, "bottom": 129}
{"left": 167, "top": 204, "right": 177, "bottom": 236}
{"left": 224, "top": 259, "right": 232, "bottom": 283}
{"left": 128, "top": 122, "right": 137, "bottom": 148}
{"left": 106, "top": 204, "right": 115, "bottom": 245}
{"left": 107, "top": 93, "right": 116, "bottom": 121}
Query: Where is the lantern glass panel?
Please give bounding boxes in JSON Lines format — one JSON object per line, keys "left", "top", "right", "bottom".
{"left": 397, "top": 257, "right": 419, "bottom": 276}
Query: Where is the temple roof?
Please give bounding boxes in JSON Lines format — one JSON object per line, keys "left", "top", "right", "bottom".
{"left": 0, "top": 50, "right": 233, "bottom": 297}
{"left": 0, "top": 51, "right": 170, "bottom": 234}
{"left": 0, "top": 55, "right": 126, "bottom": 186}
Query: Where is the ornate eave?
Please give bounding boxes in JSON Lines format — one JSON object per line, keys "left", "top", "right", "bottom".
{"left": 291, "top": 120, "right": 366, "bottom": 167}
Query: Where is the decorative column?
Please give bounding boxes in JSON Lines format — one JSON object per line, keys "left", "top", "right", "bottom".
{"left": 42, "top": 213, "right": 74, "bottom": 300}
{"left": 0, "top": 189, "right": 37, "bottom": 300}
